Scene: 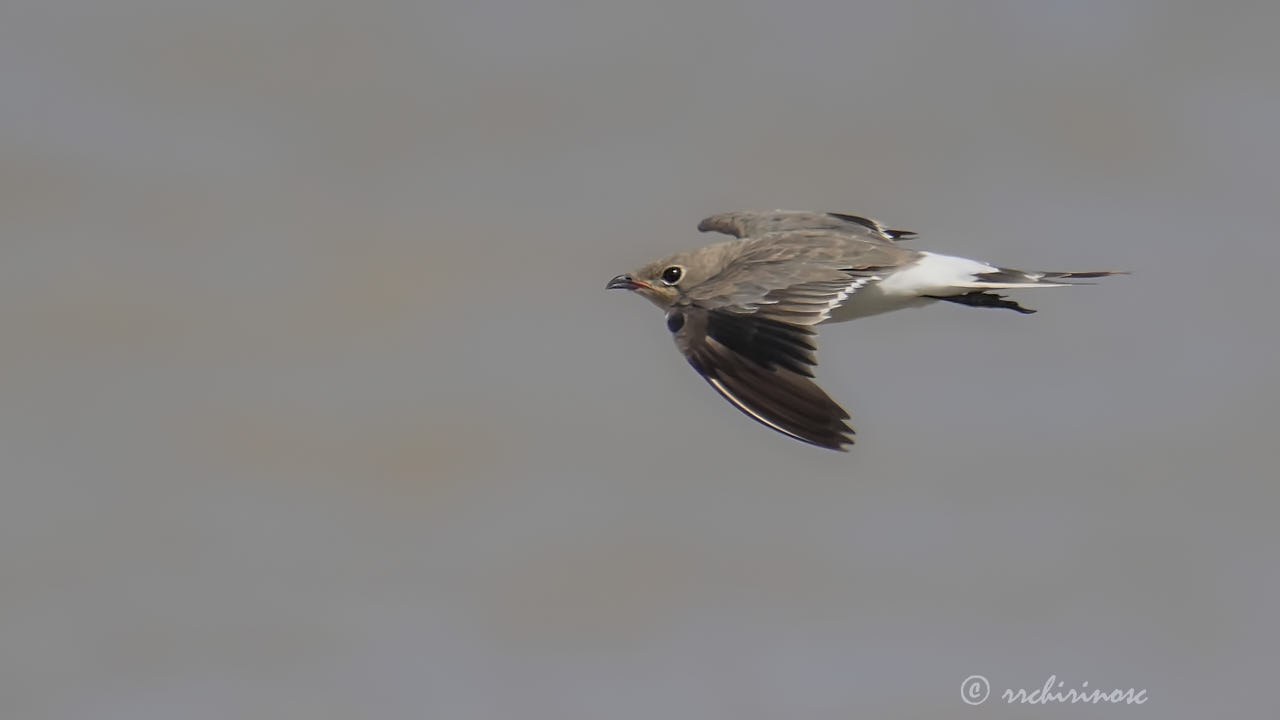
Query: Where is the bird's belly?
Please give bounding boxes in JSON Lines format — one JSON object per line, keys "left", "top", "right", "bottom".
{"left": 824, "top": 284, "right": 936, "bottom": 323}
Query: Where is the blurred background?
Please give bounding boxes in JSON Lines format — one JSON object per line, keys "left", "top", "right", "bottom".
{"left": 2, "top": 1, "right": 1278, "bottom": 718}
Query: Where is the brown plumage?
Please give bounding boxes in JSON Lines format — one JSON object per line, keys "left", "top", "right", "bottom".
{"left": 607, "top": 210, "right": 1126, "bottom": 450}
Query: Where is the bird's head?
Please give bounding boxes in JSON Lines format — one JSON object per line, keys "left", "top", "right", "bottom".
{"left": 606, "top": 248, "right": 726, "bottom": 310}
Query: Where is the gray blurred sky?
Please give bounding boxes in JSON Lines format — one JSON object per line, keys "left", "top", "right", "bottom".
{"left": 2, "top": 1, "right": 1278, "bottom": 718}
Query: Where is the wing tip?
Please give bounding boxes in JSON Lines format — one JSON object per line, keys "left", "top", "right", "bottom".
{"left": 816, "top": 431, "right": 856, "bottom": 451}
{"left": 703, "top": 371, "right": 856, "bottom": 452}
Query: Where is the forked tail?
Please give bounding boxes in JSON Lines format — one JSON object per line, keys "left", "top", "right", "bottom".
{"left": 922, "top": 258, "right": 1129, "bottom": 314}
{"left": 952, "top": 268, "right": 1130, "bottom": 290}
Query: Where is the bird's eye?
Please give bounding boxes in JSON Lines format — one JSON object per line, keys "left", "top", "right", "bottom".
{"left": 661, "top": 266, "right": 684, "bottom": 285}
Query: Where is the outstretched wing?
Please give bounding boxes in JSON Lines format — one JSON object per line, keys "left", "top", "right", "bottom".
{"left": 667, "top": 305, "right": 854, "bottom": 450}
{"left": 698, "top": 210, "right": 916, "bottom": 243}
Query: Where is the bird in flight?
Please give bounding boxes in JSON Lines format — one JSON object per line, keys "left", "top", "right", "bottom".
{"left": 606, "top": 210, "right": 1125, "bottom": 450}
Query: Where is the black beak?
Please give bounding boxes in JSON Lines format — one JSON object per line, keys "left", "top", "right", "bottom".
{"left": 606, "top": 274, "right": 640, "bottom": 290}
